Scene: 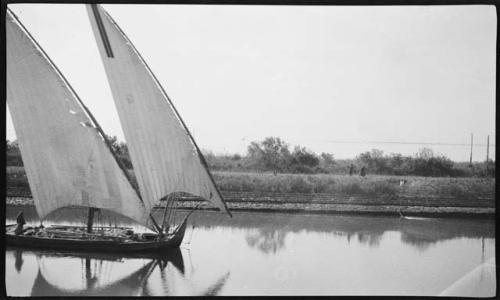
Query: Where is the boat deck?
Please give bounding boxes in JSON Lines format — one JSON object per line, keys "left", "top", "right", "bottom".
{"left": 6, "top": 224, "right": 174, "bottom": 243}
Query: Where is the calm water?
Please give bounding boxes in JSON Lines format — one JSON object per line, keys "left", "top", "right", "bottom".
{"left": 5, "top": 206, "right": 496, "bottom": 296}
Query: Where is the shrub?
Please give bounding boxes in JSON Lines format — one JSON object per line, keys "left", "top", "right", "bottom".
{"left": 365, "top": 180, "right": 398, "bottom": 196}
{"left": 357, "top": 149, "right": 390, "bottom": 174}
{"left": 289, "top": 164, "right": 315, "bottom": 174}
{"left": 288, "top": 176, "right": 313, "bottom": 193}
{"left": 338, "top": 181, "right": 363, "bottom": 194}
{"left": 411, "top": 148, "right": 455, "bottom": 177}
{"left": 291, "top": 146, "right": 319, "bottom": 168}
{"left": 247, "top": 137, "right": 293, "bottom": 173}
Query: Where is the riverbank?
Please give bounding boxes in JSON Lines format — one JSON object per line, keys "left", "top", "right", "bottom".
{"left": 7, "top": 191, "right": 495, "bottom": 219}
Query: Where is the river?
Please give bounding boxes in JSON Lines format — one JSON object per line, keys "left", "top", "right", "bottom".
{"left": 5, "top": 205, "right": 496, "bottom": 296}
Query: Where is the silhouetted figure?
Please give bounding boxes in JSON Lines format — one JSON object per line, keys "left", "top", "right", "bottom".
{"left": 15, "top": 211, "right": 26, "bottom": 235}
{"left": 360, "top": 167, "right": 366, "bottom": 177}
{"left": 349, "top": 164, "right": 354, "bottom": 176}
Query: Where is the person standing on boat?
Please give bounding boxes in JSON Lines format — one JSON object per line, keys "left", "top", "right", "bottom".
{"left": 15, "top": 211, "right": 26, "bottom": 235}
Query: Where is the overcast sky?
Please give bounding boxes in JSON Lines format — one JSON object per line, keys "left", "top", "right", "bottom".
{"left": 6, "top": 4, "right": 496, "bottom": 161}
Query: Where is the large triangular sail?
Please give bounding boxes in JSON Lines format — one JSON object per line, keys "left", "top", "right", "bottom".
{"left": 86, "top": 5, "right": 231, "bottom": 216}
{"left": 6, "top": 9, "right": 154, "bottom": 231}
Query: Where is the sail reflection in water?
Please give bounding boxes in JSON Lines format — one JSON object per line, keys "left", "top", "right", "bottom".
{"left": 6, "top": 246, "right": 230, "bottom": 297}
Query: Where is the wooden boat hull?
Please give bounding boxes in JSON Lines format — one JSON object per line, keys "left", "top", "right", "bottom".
{"left": 6, "top": 217, "right": 188, "bottom": 253}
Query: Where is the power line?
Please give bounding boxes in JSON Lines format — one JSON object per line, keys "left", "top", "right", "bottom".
{"left": 322, "top": 140, "right": 495, "bottom": 147}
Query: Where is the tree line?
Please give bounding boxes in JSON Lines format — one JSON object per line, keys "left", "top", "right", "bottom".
{"left": 205, "top": 137, "right": 495, "bottom": 177}
{"left": 6, "top": 137, "right": 495, "bottom": 177}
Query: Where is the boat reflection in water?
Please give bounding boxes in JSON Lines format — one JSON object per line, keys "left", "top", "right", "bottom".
{"left": 7, "top": 246, "right": 230, "bottom": 296}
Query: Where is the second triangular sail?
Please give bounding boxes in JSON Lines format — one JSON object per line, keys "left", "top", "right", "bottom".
{"left": 86, "top": 5, "right": 230, "bottom": 216}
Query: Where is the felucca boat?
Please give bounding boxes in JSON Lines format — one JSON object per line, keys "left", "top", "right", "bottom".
{"left": 6, "top": 4, "right": 231, "bottom": 252}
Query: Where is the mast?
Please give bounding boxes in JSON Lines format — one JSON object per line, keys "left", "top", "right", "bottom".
{"left": 86, "top": 207, "right": 97, "bottom": 233}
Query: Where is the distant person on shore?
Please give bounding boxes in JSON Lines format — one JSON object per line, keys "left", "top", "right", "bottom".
{"left": 349, "top": 164, "right": 354, "bottom": 176}
{"left": 15, "top": 211, "right": 26, "bottom": 235}
{"left": 360, "top": 167, "right": 366, "bottom": 177}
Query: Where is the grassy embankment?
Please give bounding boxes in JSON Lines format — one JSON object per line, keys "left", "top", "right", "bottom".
{"left": 212, "top": 171, "right": 494, "bottom": 199}
{"left": 7, "top": 166, "right": 494, "bottom": 204}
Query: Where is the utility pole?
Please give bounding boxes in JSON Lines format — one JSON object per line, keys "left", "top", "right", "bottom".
{"left": 486, "top": 135, "right": 490, "bottom": 175}
{"left": 469, "top": 133, "right": 473, "bottom": 167}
